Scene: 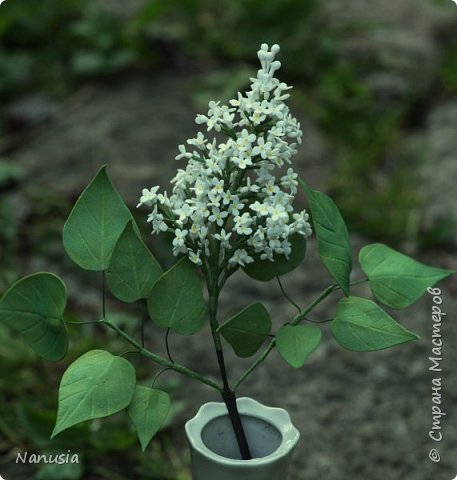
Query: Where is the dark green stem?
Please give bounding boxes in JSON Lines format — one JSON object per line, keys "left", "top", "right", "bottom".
{"left": 207, "top": 253, "right": 252, "bottom": 460}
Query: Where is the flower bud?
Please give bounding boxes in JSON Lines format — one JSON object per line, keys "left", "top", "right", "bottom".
{"left": 271, "top": 60, "right": 281, "bottom": 71}
{"left": 257, "top": 50, "right": 266, "bottom": 62}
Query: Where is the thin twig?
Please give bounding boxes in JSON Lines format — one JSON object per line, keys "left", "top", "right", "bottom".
{"left": 276, "top": 276, "right": 301, "bottom": 313}
{"left": 65, "top": 320, "right": 103, "bottom": 325}
{"left": 141, "top": 316, "right": 145, "bottom": 349}
{"left": 151, "top": 367, "right": 173, "bottom": 388}
{"left": 102, "top": 271, "right": 107, "bottom": 320}
{"left": 119, "top": 350, "right": 141, "bottom": 358}
{"left": 303, "top": 316, "right": 333, "bottom": 324}
{"left": 165, "top": 327, "right": 174, "bottom": 363}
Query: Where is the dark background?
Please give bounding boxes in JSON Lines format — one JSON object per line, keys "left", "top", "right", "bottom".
{"left": 0, "top": 0, "right": 456, "bottom": 479}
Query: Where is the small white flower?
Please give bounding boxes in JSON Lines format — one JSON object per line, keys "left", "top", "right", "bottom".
{"left": 195, "top": 114, "right": 209, "bottom": 125}
{"left": 221, "top": 190, "right": 233, "bottom": 205}
{"left": 208, "top": 100, "right": 220, "bottom": 116}
{"left": 236, "top": 129, "right": 256, "bottom": 150}
{"left": 214, "top": 229, "right": 232, "bottom": 247}
{"left": 292, "top": 211, "right": 313, "bottom": 237}
{"left": 250, "top": 110, "right": 266, "bottom": 126}
{"left": 199, "top": 225, "right": 209, "bottom": 240}
{"left": 233, "top": 153, "right": 252, "bottom": 170}
{"left": 192, "top": 179, "right": 207, "bottom": 197}
{"left": 173, "top": 229, "right": 188, "bottom": 245}
{"left": 211, "top": 178, "right": 225, "bottom": 195}
{"left": 147, "top": 212, "right": 168, "bottom": 234}
{"left": 189, "top": 250, "right": 202, "bottom": 266}
{"left": 174, "top": 203, "right": 194, "bottom": 223}
{"left": 208, "top": 208, "right": 228, "bottom": 227}
{"left": 172, "top": 228, "right": 189, "bottom": 255}
{"left": 250, "top": 201, "right": 269, "bottom": 216}
{"left": 187, "top": 132, "right": 207, "bottom": 148}
{"left": 234, "top": 213, "right": 253, "bottom": 235}
{"left": 269, "top": 125, "right": 285, "bottom": 137}
{"left": 270, "top": 204, "right": 288, "bottom": 222}
{"left": 229, "top": 196, "right": 244, "bottom": 216}
{"left": 175, "top": 144, "right": 192, "bottom": 161}
{"left": 260, "top": 249, "right": 274, "bottom": 261}
{"left": 156, "top": 192, "right": 170, "bottom": 206}
{"left": 253, "top": 138, "right": 273, "bottom": 159}
{"left": 281, "top": 168, "right": 298, "bottom": 193}
{"left": 205, "top": 157, "right": 222, "bottom": 175}
{"left": 229, "top": 249, "right": 254, "bottom": 267}
{"left": 189, "top": 223, "right": 201, "bottom": 237}
{"left": 197, "top": 203, "right": 210, "bottom": 218}
{"left": 137, "top": 186, "right": 160, "bottom": 207}
{"left": 264, "top": 180, "right": 280, "bottom": 196}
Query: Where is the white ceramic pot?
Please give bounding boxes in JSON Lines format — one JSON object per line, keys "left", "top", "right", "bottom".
{"left": 185, "top": 397, "right": 300, "bottom": 480}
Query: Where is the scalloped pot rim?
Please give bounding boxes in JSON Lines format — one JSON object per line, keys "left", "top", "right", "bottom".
{"left": 185, "top": 397, "right": 300, "bottom": 466}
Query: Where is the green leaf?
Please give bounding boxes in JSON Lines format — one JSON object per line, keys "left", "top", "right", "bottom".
{"left": 300, "top": 180, "right": 352, "bottom": 296}
{"left": 218, "top": 303, "right": 271, "bottom": 358}
{"left": 0, "top": 273, "right": 68, "bottom": 361}
{"left": 107, "top": 221, "right": 163, "bottom": 302}
{"left": 52, "top": 350, "right": 136, "bottom": 438}
{"left": 359, "top": 243, "right": 454, "bottom": 309}
{"left": 147, "top": 258, "right": 207, "bottom": 335}
{"left": 331, "top": 296, "right": 419, "bottom": 351}
{"left": 243, "top": 233, "right": 307, "bottom": 282}
{"left": 127, "top": 386, "right": 170, "bottom": 451}
{"left": 275, "top": 324, "right": 321, "bottom": 368}
{"left": 63, "top": 166, "right": 132, "bottom": 271}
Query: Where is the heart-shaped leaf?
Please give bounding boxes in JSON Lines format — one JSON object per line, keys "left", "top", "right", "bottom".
{"left": 359, "top": 243, "right": 454, "bottom": 309}
{"left": 63, "top": 166, "right": 132, "bottom": 271}
{"left": 300, "top": 180, "right": 352, "bottom": 296}
{"left": 0, "top": 273, "right": 68, "bottom": 361}
{"left": 107, "top": 221, "right": 163, "bottom": 302}
{"left": 331, "top": 296, "right": 419, "bottom": 351}
{"left": 127, "top": 386, "right": 170, "bottom": 451}
{"left": 147, "top": 257, "right": 207, "bottom": 335}
{"left": 275, "top": 324, "right": 321, "bottom": 368}
{"left": 243, "top": 234, "right": 307, "bottom": 282}
{"left": 218, "top": 303, "right": 271, "bottom": 357}
{"left": 52, "top": 350, "right": 136, "bottom": 438}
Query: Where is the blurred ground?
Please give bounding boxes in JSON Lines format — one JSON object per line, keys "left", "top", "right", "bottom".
{"left": 1, "top": 0, "right": 457, "bottom": 479}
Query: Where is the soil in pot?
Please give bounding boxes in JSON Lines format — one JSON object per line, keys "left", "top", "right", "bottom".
{"left": 201, "top": 414, "right": 283, "bottom": 460}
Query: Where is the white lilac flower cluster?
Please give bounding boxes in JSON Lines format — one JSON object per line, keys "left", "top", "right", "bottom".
{"left": 138, "top": 43, "right": 312, "bottom": 269}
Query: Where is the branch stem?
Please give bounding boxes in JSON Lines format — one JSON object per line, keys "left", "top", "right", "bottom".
{"left": 103, "top": 319, "right": 222, "bottom": 392}
{"left": 233, "top": 279, "right": 368, "bottom": 391}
